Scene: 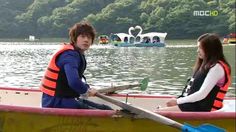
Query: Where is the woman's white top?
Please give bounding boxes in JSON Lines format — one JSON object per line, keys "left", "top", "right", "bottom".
{"left": 177, "top": 63, "right": 225, "bottom": 104}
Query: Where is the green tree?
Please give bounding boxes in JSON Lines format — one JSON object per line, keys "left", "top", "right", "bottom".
{"left": 0, "top": 0, "right": 233, "bottom": 39}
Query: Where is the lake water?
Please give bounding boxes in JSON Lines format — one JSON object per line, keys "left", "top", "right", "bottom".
{"left": 0, "top": 40, "right": 235, "bottom": 97}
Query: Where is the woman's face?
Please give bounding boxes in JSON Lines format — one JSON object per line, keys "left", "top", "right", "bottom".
{"left": 197, "top": 42, "right": 205, "bottom": 59}
{"left": 75, "top": 34, "right": 92, "bottom": 52}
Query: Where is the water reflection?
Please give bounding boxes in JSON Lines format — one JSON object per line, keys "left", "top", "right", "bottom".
{"left": 0, "top": 42, "right": 235, "bottom": 97}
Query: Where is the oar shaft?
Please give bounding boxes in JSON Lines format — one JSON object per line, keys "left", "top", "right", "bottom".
{"left": 96, "top": 78, "right": 148, "bottom": 93}
{"left": 96, "top": 93, "right": 183, "bottom": 130}
{"left": 97, "top": 84, "right": 140, "bottom": 93}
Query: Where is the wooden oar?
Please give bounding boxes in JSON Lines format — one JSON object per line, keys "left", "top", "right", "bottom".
{"left": 97, "top": 78, "right": 149, "bottom": 93}
{"left": 96, "top": 93, "right": 226, "bottom": 132}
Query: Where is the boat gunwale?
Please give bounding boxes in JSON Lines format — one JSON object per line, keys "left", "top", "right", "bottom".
{"left": 0, "top": 87, "right": 40, "bottom": 92}
{"left": 0, "top": 104, "right": 235, "bottom": 120}
{"left": 0, "top": 104, "right": 116, "bottom": 117}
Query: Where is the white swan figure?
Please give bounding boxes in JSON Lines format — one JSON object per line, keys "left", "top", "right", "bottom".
{"left": 134, "top": 25, "right": 143, "bottom": 42}
{"left": 134, "top": 25, "right": 143, "bottom": 36}
{"left": 128, "top": 26, "right": 135, "bottom": 35}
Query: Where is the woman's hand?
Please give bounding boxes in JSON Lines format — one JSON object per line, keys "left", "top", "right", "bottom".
{"left": 166, "top": 98, "right": 177, "bottom": 107}
{"left": 88, "top": 88, "right": 97, "bottom": 96}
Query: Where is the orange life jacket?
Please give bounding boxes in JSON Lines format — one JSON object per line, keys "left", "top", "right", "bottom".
{"left": 40, "top": 44, "right": 85, "bottom": 97}
{"left": 211, "top": 61, "right": 231, "bottom": 111}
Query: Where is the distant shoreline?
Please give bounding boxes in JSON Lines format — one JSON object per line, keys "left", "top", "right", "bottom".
{"left": 0, "top": 38, "right": 69, "bottom": 42}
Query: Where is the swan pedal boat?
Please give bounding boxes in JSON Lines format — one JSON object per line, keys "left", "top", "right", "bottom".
{"left": 0, "top": 87, "right": 235, "bottom": 132}
{"left": 111, "top": 26, "right": 167, "bottom": 47}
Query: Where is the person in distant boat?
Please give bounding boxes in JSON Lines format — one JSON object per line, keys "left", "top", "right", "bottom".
{"left": 124, "top": 37, "right": 128, "bottom": 43}
{"left": 145, "top": 38, "right": 151, "bottom": 43}
{"left": 40, "top": 21, "right": 112, "bottom": 110}
{"left": 116, "top": 37, "right": 121, "bottom": 42}
{"left": 156, "top": 33, "right": 231, "bottom": 112}
{"left": 153, "top": 37, "right": 160, "bottom": 43}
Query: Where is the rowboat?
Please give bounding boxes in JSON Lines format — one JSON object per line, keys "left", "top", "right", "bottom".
{"left": 0, "top": 87, "right": 235, "bottom": 132}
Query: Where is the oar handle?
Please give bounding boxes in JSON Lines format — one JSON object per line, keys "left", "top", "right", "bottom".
{"left": 97, "top": 84, "right": 140, "bottom": 93}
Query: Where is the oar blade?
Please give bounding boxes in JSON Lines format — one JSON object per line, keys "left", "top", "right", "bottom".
{"left": 182, "top": 123, "right": 226, "bottom": 132}
{"left": 140, "top": 77, "right": 149, "bottom": 91}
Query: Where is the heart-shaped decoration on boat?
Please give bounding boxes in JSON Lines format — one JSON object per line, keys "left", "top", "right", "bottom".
{"left": 129, "top": 25, "right": 143, "bottom": 37}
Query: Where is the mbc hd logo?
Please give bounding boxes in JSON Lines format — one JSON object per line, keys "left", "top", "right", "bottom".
{"left": 193, "top": 10, "right": 218, "bottom": 16}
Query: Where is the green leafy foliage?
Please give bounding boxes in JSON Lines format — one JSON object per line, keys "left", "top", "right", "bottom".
{"left": 0, "top": 0, "right": 234, "bottom": 39}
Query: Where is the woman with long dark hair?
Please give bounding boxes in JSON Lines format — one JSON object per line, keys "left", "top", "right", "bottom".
{"left": 157, "top": 33, "right": 231, "bottom": 112}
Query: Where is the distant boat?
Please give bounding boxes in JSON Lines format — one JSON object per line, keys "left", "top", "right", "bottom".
{"left": 223, "top": 33, "right": 236, "bottom": 44}
{"left": 111, "top": 26, "right": 167, "bottom": 47}
{"left": 98, "top": 35, "right": 109, "bottom": 44}
{"left": 25, "top": 35, "right": 39, "bottom": 41}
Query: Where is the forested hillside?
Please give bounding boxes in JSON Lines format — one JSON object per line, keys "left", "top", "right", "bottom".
{"left": 0, "top": 0, "right": 235, "bottom": 39}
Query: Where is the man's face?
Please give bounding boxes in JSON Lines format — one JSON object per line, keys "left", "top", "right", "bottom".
{"left": 76, "top": 34, "right": 92, "bottom": 51}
